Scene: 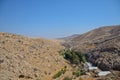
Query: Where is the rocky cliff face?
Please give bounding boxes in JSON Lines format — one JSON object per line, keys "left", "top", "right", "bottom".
{"left": 85, "top": 36, "right": 120, "bottom": 71}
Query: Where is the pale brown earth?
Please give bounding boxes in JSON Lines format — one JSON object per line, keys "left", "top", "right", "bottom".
{"left": 62, "top": 25, "right": 120, "bottom": 53}
{"left": 1, "top": 25, "right": 120, "bottom": 80}
{"left": 0, "top": 32, "right": 96, "bottom": 80}
{"left": 0, "top": 32, "right": 71, "bottom": 80}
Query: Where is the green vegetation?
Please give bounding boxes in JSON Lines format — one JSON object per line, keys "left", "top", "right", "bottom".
{"left": 72, "top": 66, "right": 86, "bottom": 77}
{"left": 73, "top": 71, "right": 81, "bottom": 77}
{"left": 63, "top": 77, "right": 72, "bottom": 80}
{"left": 59, "top": 49, "right": 87, "bottom": 78}
{"left": 59, "top": 49, "right": 86, "bottom": 65}
{"left": 53, "top": 66, "right": 67, "bottom": 79}
{"left": 53, "top": 71, "right": 63, "bottom": 79}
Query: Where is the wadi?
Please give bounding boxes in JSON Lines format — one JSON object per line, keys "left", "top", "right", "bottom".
{"left": 0, "top": 25, "right": 120, "bottom": 80}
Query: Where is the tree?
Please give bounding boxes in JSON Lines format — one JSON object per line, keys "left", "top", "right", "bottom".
{"left": 61, "top": 49, "right": 86, "bottom": 65}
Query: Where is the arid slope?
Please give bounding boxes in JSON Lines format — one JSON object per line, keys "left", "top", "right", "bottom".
{"left": 0, "top": 32, "right": 72, "bottom": 80}
{"left": 62, "top": 25, "right": 120, "bottom": 52}
{"left": 62, "top": 25, "right": 120, "bottom": 71}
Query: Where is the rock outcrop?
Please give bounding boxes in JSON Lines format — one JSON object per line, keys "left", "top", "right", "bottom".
{"left": 86, "top": 35, "right": 120, "bottom": 71}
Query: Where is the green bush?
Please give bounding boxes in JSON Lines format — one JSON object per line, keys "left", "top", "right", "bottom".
{"left": 73, "top": 71, "right": 81, "bottom": 77}
{"left": 59, "top": 49, "right": 86, "bottom": 65}
{"left": 63, "top": 77, "right": 72, "bottom": 80}
{"left": 72, "top": 65, "right": 86, "bottom": 77}
{"left": 53, "top": 67, "right": 66, "bottom": 79}
{"left": 53, "top": 70, "right": 63, "bottom": 79}
{"left": 59, "top": 49, "right": 86, "bottom": 77}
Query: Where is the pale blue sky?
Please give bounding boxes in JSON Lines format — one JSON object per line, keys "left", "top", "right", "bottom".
{"left": 0, "top": 0, "right": 120, "bottom": 38}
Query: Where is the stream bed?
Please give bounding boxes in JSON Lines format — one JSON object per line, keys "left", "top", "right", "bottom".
{"left": 85, "top": 62, "right": 111, "bottom": 76}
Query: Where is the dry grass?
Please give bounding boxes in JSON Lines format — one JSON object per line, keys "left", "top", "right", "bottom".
{"left": 0, "top": 32, "right": 71, "bottom": 80}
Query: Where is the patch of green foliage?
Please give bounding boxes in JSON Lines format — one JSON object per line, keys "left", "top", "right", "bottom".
{"left": 63, "top": 77, "right": 72, "bottom": 80}
{"left": 72, "top": 69, "right": 85, "bottom": 77}
{"left": 59, "top": 49, "right": 86, "bottom": 78}
{"left": 73, "top": 71, "right": 81, "bottom": 77}
{"left": 53, "top": 66, "right": 67, "bottom": 79}
{"left": 72, "top": 66, "right": 81, "bottom": 77}
{"left": 59, "top": 49, "right": 86, "bottom": 65}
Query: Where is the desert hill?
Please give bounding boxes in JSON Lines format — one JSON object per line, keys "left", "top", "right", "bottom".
{"left": 59, "top": 34, "right": 79, "bottom": 41}
{"left": 0, "top": 25, "right": 120, "bottom": 80}
{"left": 0, "top": 32, "right": 97, "bottom": 80}
{"left": 0, "top": 32, "right": 74, "bottom": 80}
{"left": 62, "top": 25, "right": 120, "bottom": 71}
{"left": 62, "top": 25, "right": 120, "bottom": 52}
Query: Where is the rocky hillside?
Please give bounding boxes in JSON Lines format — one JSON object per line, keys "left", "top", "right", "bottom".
{"left": 1, "top": 25, "right": 120, "bottom": 80}
{"left": 85, "top": 35, "right": 120, "bottom": 71}
{"left": 62, "top": 25, "right": 120, "bottom": 71}
{"left": 62, "top": 25, "right": 120, "bottom": 52}
{"left": 0, "top": 32, "right": 74, "bottom": 80}
{"left": 59, "top": 34, "right": 79, "bottom": 41}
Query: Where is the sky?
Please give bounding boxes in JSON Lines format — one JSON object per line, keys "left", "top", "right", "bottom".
{"left": 0, "top": 0, "right": 120, "bottom": 38}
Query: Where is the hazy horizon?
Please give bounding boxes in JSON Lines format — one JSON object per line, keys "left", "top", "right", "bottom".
{"left": 0, "top": 0, "right": 120, "bottom": 38}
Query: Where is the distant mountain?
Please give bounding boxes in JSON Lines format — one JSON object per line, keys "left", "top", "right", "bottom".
{"left": 59, "top": 34, "right": 79, "bottom": 41}
{"left": 62, "top": 25, "right": 120, "bottom": 71}
{"left": 62, "top": 25, "right": 120, "bottom": 52}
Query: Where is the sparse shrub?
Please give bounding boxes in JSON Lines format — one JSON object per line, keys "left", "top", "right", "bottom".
{"left": 72, "top": 65, "right": 86, "bottom": 77}
{"left": 64, "top": 65, "right": 67, "bottom": 69}
{"left": 73, "top": 71, "right": 81, "bottom": 77}
{"left": 19, "top": 75, "right": 25, "bottom": 78}
{"left": 63, "top": 77, "right": 72, "bottom": 80}
{"left": 79, "top": 77, "right": 83, "bottom": 80}
{"left": 53, "top": 67, "right": 67, "bottom": 79}
{"left": 53, "top": 70, "right": 63, "bottom": 79}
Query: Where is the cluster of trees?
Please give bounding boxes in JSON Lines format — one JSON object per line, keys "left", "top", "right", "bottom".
{"left": 60, "top": 49, "right": 86, "bottom": 65}
{"left": 58, "top": 49, "right": 86, "bottom": 79}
